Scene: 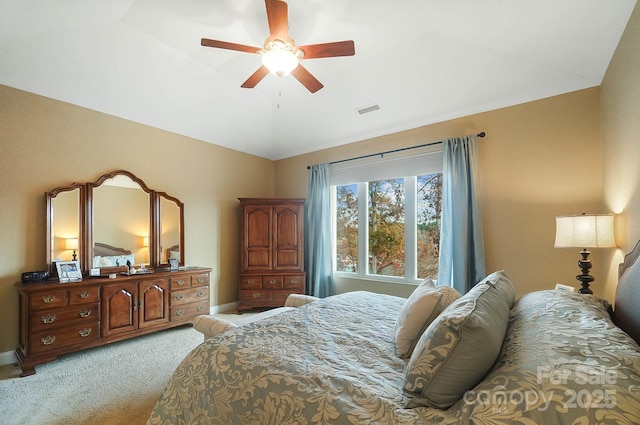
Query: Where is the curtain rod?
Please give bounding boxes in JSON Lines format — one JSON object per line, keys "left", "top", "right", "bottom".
{"left": 306, "top": 132, "right": 486, "bottom": 169}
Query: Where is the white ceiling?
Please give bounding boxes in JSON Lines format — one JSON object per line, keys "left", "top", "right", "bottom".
{"left": 1, "top": 0, "right": 636, "bottom": 160}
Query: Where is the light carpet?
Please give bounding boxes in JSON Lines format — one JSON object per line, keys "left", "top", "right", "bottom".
{"left": 0, "top": 313, "right": 255, "bottom": 425}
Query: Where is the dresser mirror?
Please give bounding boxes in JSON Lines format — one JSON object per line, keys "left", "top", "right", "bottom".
{"left": 47, "top": 183, "right": 83, "bottom": 268}
{"left": 46, "top": 170, "right": 184, "bottom": 276}
{"left": 90, "top": 171, "right": 152, "bottom": 270}
{"left": 159, "top": 193, "right": 183, "bottom": 264}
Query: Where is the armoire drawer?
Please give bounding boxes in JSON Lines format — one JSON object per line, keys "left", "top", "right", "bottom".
{"left": 240, "top": 276, "right": 263, "bottom": 289}
{"left": 240, "top": 290, "right": 273, "bottom": 304}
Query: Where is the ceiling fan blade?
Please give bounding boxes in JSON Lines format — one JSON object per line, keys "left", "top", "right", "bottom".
{"left": 265, "top": 0, "right": 289, "bottom": 40}
{"left": 241, "top": 66, "right": 270, "bottom": 88}
{"left": 298, "top": 40, "right": 355, "bottom": 59}
{"left": 201, "top": 38, "right": 261, "bottom": 54}
{"left": 291, "top": 64, "right": 324, "bottom": 93}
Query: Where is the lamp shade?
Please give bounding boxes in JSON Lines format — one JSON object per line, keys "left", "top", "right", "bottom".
{"left": 65, "top": 238, "right": 79, "bottom": 250}
{"left": 260, "top": 39, "right": 300, "bottom": 77}
{"left": 554, "top": 214, "right": 616, "bottom": 248}
{"left": 262, "top": 48, "right": 299, "bottom": 76}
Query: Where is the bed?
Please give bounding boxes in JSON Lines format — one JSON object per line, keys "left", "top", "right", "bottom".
{"left": 166, "top": 244, "right": 180, "bottom": 262}
{"left": 148, "top": 245, "right": 640, "bottom": 424}
{"left": 92, "top": 242, "right": 135, "bottom": 268}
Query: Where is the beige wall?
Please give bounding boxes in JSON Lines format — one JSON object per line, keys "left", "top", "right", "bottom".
{"left": 275, "top": 88, "right": 606, "bottom": 299}
{"left": 0, "top": 84, "right": 275, "bottom": 354}
{"left": 601, "top": 1, "right": 640, "bottom": 303}
{"left": 2, "top": 2, "right": 639, "bottom": 357}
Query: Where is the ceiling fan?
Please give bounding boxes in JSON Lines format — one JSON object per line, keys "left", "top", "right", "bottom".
{"left": 201, "top": 0, "right": 355, "bottom": 93}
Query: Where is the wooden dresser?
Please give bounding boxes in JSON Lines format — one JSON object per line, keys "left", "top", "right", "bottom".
{"left": 15, "top": 267, "right": 210, "bottom": 376}
{"left": 238, "top": 198, "right": 306, "bottom": 311}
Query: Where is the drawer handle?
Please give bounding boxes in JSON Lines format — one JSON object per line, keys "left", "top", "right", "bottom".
{"left": 247, "top": 279, "right": 256, "bottom": 285}
{"left": 79, "top": 291, "right": 91, "bottom": 299}
{"left": 41, "top": 314, "right": 56, "bottom": 324}
{"left": 269, "top": 279, "right": 277, "bottom": 284}
{"left": 197, "top": 277, "right": 204, "bottom": 283}
{"left": 41, "top": 335, "right": 56, "bottom": 345}
{"left": 42, "top": 295, "right": 56, "bottom": 304}
{"left": 79, "top": 309, "right": 92, "bottom": 318}
{"left": 78, "top": 328, "right": 92, "bottom": 337}
{"left": 176, "top": 309, "right": 185, "bottom": 316}
{"left": 176, "top": 279, "right": 185, "bottom": 286}
{"left": 175, "top": 293, "right": 184, "bottom": 301}
{"left": 196, "top": 305, "right": 204, "bottom": 312}
{"left": 290, "top": 278, "right": 298, "bottom": 283}
{"left": 196, "top": 291, "right": 205, "bottom": 297}
{"left": 252, "top": 293, "right": 261, "bottom": 299}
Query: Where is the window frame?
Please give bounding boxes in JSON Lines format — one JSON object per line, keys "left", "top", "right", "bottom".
{"left": 330, "top": 147, "right": 443, "bottom": 284}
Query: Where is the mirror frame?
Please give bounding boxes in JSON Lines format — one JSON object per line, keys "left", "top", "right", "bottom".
{"left": 46, "top": 182, "right": 85, "bottom": 276}
{"left": 155, "top": 191, "right": 185, "bottom": 267}
{"left": 46, "top": 170, "right": 185, "bottom": 275}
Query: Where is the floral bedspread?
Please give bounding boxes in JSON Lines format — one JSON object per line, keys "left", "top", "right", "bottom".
{"left": 147, "top": 290, "right": 640, "bottom": 425}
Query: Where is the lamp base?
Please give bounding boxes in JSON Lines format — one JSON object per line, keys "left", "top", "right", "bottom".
{"left": 576, "top": 249, "right": 594, "bottom": 294}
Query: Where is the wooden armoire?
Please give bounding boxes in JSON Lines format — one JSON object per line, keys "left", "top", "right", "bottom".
{"left": 238, "top": 198, "right": 306, "bottom": 311}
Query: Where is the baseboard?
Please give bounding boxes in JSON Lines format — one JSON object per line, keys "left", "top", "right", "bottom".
{"left": 0, "top": 349, "right": 17, "bottom": 367}
{"left": 209, "top": 301, "right": 239, "bottom": 314}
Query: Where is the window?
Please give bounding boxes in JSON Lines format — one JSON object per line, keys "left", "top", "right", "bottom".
{"left": 331, "top": 147, "right": 443, "bottom": 283}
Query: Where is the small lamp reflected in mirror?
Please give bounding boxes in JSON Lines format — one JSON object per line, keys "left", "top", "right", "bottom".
{"left": 140, "top": 236, "right": 149, "bottom": 248}
{"left": 65, "top": 238, "right": 79, "bottom": 261}
{"left": 554, "top": 213, "right": 616, "bottom": 294}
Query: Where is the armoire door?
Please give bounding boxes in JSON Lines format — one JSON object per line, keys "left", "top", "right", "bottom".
{"left": 242, "top": 204, "right": 273, "bottom": 271}
{"left": 273, "top": 203, "right": 304, "bottom": 270}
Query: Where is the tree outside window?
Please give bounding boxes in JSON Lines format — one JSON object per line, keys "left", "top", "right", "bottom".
{"left": 334, "top": 173, "right": 442, "bottom": 281}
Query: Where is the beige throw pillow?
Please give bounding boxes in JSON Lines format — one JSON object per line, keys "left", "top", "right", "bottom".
{"left": 403, "top": 270, "right": 516, "bottom": 409}
{"left": 394, "top": 279, "right": 461, "bottom": 359}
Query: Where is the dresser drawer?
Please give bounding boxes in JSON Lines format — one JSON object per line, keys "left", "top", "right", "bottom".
{"left": 240, "top": 289, "right": 273, "bottom": 304}
{"left": 29, "top": 289, "right": 68, "bottom": 311}
{"left": 170, "top": 300, "right": 208, "bottom": 321}
{"left": 191, "top": 273, "right": 209, "bottom": 287}
{"left": 241, "top": 276, "right": 262, "bottom": 289}
{"left": 169, "top": 276, "right": 191, "bottom": 290}
{"left": 29, "top": 321, "right": 100, "bottom": 354}
{"left": 69, "top": 287, "right": 100, "bottom": 304}
{"left": 29, "top": 302, "right": 100, "bottom": 331}
{"left": 263, "top": 276, "right": 284, "bottom": 289}
{"left": 170, "top": 286, "right": 209, "bottom": 306}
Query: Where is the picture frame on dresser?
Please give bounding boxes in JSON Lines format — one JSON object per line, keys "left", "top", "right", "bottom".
{"left": 56, "top": 260, "right": 82, "bottom": 282}
{"left": 169, "top": 258, "right": 179, "bottom": 271}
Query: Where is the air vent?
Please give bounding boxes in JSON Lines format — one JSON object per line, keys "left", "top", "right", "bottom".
{"left": 356, "top": 104, "right": 380, "bottom": 115}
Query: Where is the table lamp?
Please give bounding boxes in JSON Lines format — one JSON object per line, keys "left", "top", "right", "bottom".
{"left": 65, "top": 237, "right": 79, "bottom": 261}
{"left": 554, "top": 213, "right": 616, "bottom": 294}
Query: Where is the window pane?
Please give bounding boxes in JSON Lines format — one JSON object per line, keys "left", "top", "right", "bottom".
{"left": 368, "top": 179, "right": 405, "bottom": 276}
{"left": 336, "top": 184, "right": 358, "bottom": 272}
{"left": 417, "top": 173, "right": 442, "bottom": 279}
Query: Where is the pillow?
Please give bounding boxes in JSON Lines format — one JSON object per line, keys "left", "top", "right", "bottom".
{"left": 436, "top": 285, "right": 461, "bottom": 310}
{"left": 394, "top": 279, "right": 461, "bottom": 359}
{"left": 403, "top": 270, "right": 516, "bottom": 409}
{"left": 97, "top": 254, "right": 135, "bottom": 267}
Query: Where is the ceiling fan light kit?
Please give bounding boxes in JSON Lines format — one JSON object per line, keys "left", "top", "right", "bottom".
{"left": 261, "top": 39, "right": 301, "bottom": 77}
{"left": 201, "top": 0, "right": 355, "bottom": 93}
